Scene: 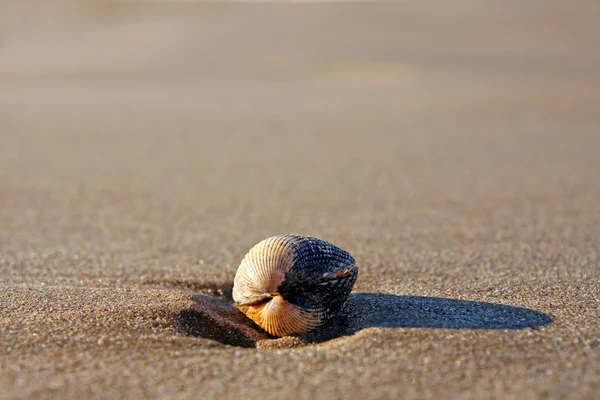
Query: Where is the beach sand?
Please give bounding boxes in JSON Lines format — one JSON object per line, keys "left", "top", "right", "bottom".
{"left": 1, "top": 0, "right": 599, "bottom": 398}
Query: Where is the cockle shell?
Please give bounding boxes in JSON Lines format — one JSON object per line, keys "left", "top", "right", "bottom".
{"left": 232, "top": 234, "right": 358, "bottom": 337}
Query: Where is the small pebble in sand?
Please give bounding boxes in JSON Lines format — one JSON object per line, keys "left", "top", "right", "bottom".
{"left": 232, "top": 234, "right": 358, "bottom": 337}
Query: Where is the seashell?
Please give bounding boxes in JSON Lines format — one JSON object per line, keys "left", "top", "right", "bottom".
{"left": 232, "top": 234, "right": 358, "bottom": 337}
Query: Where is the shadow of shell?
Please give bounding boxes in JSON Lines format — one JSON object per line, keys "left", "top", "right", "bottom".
{"left": 177, "top": 292, "right": 552, "bottom": 348}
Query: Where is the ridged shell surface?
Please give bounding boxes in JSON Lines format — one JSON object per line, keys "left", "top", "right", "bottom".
{"left": 232, "top": 234, "right": 358, "bottom": 337}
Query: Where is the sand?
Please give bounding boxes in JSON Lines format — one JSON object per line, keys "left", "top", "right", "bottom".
{"left": 1, "top": 0, "right": 599, "bottom": 398}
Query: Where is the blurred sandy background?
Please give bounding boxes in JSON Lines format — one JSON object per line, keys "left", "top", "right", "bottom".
{"left": 1, "top": 1, "right": 599, "bottom": 399}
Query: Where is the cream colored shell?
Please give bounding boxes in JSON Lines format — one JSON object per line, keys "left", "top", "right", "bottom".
{"left": 232, "top": 234, "right": 358, "bottom": 337}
